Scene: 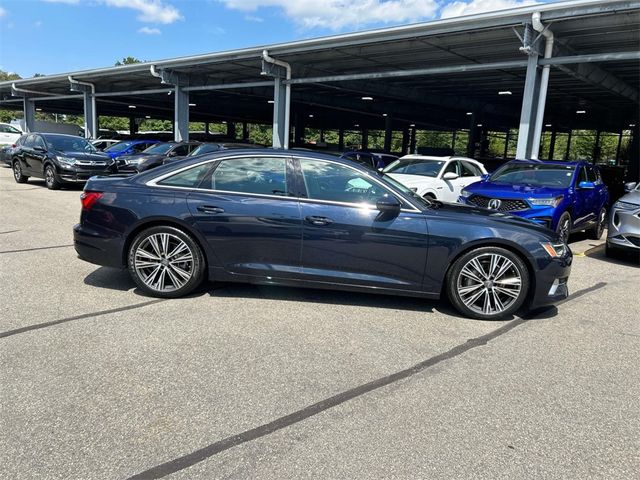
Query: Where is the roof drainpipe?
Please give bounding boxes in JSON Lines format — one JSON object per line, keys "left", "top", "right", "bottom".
{"left": 11, "top": 83, "right": 52, "bottom": 96}
{"left": 150, "top": 65, "right": 163, "bottom": 81}
{"left": 69, "top": 76, "right": 97, "bottom": 139}
{"left": 262, "top": 50, "right": 291, "bottom": 150}
{"left": 531, "top": 12, "right": 554, "bottom": 160}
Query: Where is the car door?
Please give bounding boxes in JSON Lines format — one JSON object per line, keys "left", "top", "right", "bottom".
{"left": 437, "top": 160, "right": 460, "bottom": 202}
{"left": 30, "top": 135, "right": 48, "bottom": 174}
{"left": 185, "top": 155, "right": 303, "bottom": 278}
{"left": 20, "top": 134, "right": 40, "bottom": 175}
{"left": 572, "top": 165, "right": 593, "bottom": 228}
{"left": 296, "top": 157, "right": 428, "bottom": 292}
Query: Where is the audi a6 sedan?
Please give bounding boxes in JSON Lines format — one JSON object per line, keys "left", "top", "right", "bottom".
{"left": 74, "top": 150, "right": 572, "bottom": 320}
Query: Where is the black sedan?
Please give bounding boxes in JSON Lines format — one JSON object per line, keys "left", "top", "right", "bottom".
{"left": 74, "top": 149, "right": 572, "bottom": 320}
{"left": 12, "top": 133, "right": 112, "bottom": 189}
{"left": 115, "top": 141, "right": 201, "bottom": 173}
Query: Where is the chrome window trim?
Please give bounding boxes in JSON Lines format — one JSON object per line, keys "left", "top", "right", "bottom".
{"left": 146, "top": 153, "right": 421, "bottom": 213}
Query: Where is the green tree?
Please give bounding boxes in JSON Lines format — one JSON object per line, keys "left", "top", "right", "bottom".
{"left": 115, "top": 57, "right": 143, "bottom": 66}
{"left": 0, "top": 69, "right": 21, "bottom": 81}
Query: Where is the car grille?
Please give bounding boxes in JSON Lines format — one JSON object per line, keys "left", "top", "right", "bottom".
{"left": 626, "top": 236, "right": 640, "bottom": 247}
{"left": 468, "top": 195, "right": 529, "bottom": 212}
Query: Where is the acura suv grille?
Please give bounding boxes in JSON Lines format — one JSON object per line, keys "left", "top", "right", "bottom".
{"left": 468, "top": 195, "right": 529, "bottom": 212}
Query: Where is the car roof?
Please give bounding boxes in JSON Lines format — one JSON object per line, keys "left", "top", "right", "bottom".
{"left": 398, "top": 154, "right": 477, "bottom": 162}
{"left": 508, "top": 159, "right": 581, "bottom": 167}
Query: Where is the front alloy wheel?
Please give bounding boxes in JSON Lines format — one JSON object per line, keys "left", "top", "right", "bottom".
{"left": 44, "top": 165, "right": 61, "bottom": 190}
{"left": 448, "top": 247, "right": 529, "bottom": 320}
{"left": 13, "top": 161, "right": 28, "bottom": 183}
{"left": 556, "top": 212, "right": 572, "bottom": 244}
{"left": 128, "top": 226, "right": 205, "bottom": 298}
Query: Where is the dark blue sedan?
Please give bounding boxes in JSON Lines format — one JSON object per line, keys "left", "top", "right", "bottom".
{"left": 459, "top": 160, "right": 608, "bottom": 243}
{"left": 74, "top": 150, "right": 572, "bottom": 320}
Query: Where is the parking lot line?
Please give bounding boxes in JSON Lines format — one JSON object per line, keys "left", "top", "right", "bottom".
{"left": 128, "top": 281, "right": 607, "bottom": 479}
{"left": 0, "top": 244, "right": 74, "bottom": 254}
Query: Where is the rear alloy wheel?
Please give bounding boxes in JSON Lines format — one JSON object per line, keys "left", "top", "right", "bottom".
{"left": 44, "top": 164, "right": 61, "bottom": 190}
{"left": 447, "top": 246, "right": 530, "bottom": 320}
{"left": 128, "top": 226, "right": 205, "bottom": 298}
{"left": 13, "top": 161, "right": 29, "bottom": 183}
{"left": 588, "top": 207, "right": 606, "bottom": 240}
{"left": 556, "top": 212, "right": 572, "bottom": 244}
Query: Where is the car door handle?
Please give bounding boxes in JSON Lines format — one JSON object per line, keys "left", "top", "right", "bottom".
{"left": 305, "top": 215, "right": 333, "bottom": 226}
{"left": 197, "top": 205, "right": 225, "bottom": 214}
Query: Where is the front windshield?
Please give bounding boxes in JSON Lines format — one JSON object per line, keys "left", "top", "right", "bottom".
{"left": 383, "top": 159, "right": 445, "bottom": 177}
{"left": 105, "top": 141, "right": 134, "bottom": 153}
{"left": 189, "top": 144, "right": 221, "bottom": 156}
{"left": 45, "top": 135, "right": 97, "bottom": 153}
{"left": 143, "top": 143, "right": 174, "bottom": 154}
{"left": 490, "top": 163, "right": 575, "bottom": 188}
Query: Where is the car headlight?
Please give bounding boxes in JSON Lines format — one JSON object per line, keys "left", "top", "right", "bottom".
{"left": 613, "top": 200, "right": 639, "bottom": 211}
{"left": 460, "top": 188, "right": 472, "bottom": 198}
{"left": 541, "top": 242, "right": 567, "bottom": 258}
{"left": 56, "top": 155, "right": 76, "bottom": 165}
{"left": 528, "top": 196, "right": 564, "bottom": 207}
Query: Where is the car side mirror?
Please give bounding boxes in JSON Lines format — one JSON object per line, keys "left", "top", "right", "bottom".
{"left": 481, "top": 174, "right": 490, "bottom": 181}
{"left": 578, "top": 181, "right": 595, "bottom": 189}
{"left": 376, "top": 194, "right": 401, "bottom": 215}
{"left": 624, "top": 181, "right": 637, "bottom": 192}
{"left": 443, "top": 172, "right": 459, "bottom": 180}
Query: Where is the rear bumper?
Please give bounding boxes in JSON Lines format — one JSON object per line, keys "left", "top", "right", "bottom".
{"left": 73, "top": 223, "right": 125, "bottom": 268}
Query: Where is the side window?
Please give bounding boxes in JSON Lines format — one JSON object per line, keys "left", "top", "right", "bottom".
{"left": 443, "top": 161, "right": 459, "bottom": 176}
{"left": 171, "top": 145, "right": 190, "bottom": 156}
{"left": 157, "top": 163, "right": 212, "bottom": 188}
{"left": 576, "top": 167, "right": 587, "bottom": 184}
{"left": 299, "top": 158, "right": 387, "bottom": 205}
{"left": 187, "top": 144, "right": 200, "bottom": 154}
{"left": 586, "top": 165, "right": 599, "bottom": 184}
{"left": 210, "top": 157, "right": 288, "bottom": 196}
{"left": 0, "top": 125, "right": 9, "bottom": 133}
{"left": 460, "top": 161, "right": 482, "bottom": 177}
{"left": 23, "top": 134, "right": 36, "bottom": 148}
{"left": 33, "top": 136, "right": 46, "bottom": 150}
{"left": 132, "top": 143, "right": 149, "bottom": 153}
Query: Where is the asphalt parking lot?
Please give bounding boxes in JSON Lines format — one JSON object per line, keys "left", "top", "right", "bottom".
{"left": 1, "top": 165, "right": 638, "bottom": 479}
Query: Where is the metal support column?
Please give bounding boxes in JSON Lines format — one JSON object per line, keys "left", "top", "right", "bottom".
{"left": 402, "top": 128, "right": 410, "bottom": 155}
{"left": 565, "top": 130, "right": 572, "bottom": 160}
{"left": 242, "top": 122, "right": 249, "bottom": 141}
{"left": 129, "top": 117, "right": 137, "bottom": 135}
{"left": 205, "top": 122, "right": 210, "bottom": 135}
{"left": 69, "top": 78, "right": 97, "bottom": 139}
{"left": 467, "top": 115, "right": 477, "bottom": 158}
{"left": 451, "top": 130, "right": 457, "bottom": 151}
{"left": 174, "top": 85, "right": 189, "bottom": 142}
{"left": 294, "top": 112, "right": 305, "bottom": 145}
{"left": 593, "top": 130, "right": 601, "bottom": 164}
{"left": 226, "top": 122, "right": 236, "bottom": 139}
{"left": 548, "top": 128, "right": 557, "bottom": 160}
{"left": 516, "top": 24, "right": 543, "bottom": 159}
{"left": 22, "top": 97, "right": 36, "bottom": 133}
{"left": 362, "top": 128, "right": 369, "bottom": 150}
{"left": 271, "top": 77, "right": 287, "bottom": 148}
{"left": 409, "top": 126, "right": 417, "bottom": 154}
{"left": 503, "top": 130, "right": 511, "bottom": 159}
{"left": 384, "top": 115, "right": 393, "bottom": 153}
{"left": 338, "top": 129, "right": 345, "bottom": 150}
{"left": 615, "top": 130, "right": 623, "bottom": 165}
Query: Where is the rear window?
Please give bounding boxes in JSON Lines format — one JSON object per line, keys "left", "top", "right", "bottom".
{"left": 157, "top": 163, "right": 212, "bottom": 188}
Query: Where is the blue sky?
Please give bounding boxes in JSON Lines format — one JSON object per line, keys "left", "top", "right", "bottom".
{"left": 0, "top": 0, "right": 550, "bottom": 77}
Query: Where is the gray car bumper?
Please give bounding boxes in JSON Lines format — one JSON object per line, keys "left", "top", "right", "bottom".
{"left": 607, "top": 203, "right": 640, "bottom": 250}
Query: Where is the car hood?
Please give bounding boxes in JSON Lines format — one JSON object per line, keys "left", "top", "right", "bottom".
{"left": 618, "top": 189, "right": 640, "bottom": 206}
{"left": 431, "top": 201, "right": 557, "bottom": 238}
{"left": 465, "top": 181, "right": 567, "bottom": 198}
{"left": 118, "top": 153, "right": 163, "bottom": 163}
{"left": 387, "top": 173, "right": 438, "bottom": 189}
{"left": 53, "top": 150, "right": 111, "bottom": 163}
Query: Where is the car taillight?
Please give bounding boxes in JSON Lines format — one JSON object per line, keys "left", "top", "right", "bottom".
{"left": 80, "top": 191, "right": 103, "bottom": 210}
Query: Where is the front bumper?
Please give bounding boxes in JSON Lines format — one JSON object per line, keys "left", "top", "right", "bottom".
{"left": 460, "top": 198, "right": 559, "bottom": 230}
{"left": 529, "top": 253, "right": 572, "bottom": 309}
{"left": 59, "top": 166, "right": 115, "bottom": 183}
{"left": 607, "top": 204, "right": 640, "bottom": 251}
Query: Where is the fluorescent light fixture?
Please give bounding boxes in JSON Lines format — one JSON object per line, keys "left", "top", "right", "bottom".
{"left": 466, "top": 112, "right": 473, "bottom": 116}
{"left": 498, "top": 91, "right": 512, "bottom": 95}
{"left": 409, "top": 124, "right": 416, "bottom": 127}
{"left": 476, "top": 124, "right": 483, "bottom": 127}
{"left": 361, "top": 96, "right": 373, "bottom": 101}
{"left": 145, "top": 115, "right": 151, "bottom": 119}
{"left": 222, "top": 121, "right": 227, "bottom": 124}
{"left": 308, "top": 114, "right": 314, "bottom": 118}
{"left": 267, "top": 100, "right": 274, "bottom": 104}
{"left": 188, "top": 103, "right": 196, "bottom": 106}
{"left": 382, "top": 113, "right": 388, "bottom": 117}
{"left": 354, "top": 124, "right": 360, "bottom": 127}
{"left": 128, "top": 105, "right": 136, "bottom": 109}
{"left": 629, "top": 123, "right": 636, "bottom": 127}
{"left": 545, "top": 124, "right": 552, "bottom": 127}
{"left": 36, "top": 108, "right": 42, "bottom": 111}
{"left": 576, "top": 110, "right": 586, "bottom": 114}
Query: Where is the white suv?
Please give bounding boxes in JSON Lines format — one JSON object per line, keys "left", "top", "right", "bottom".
{"left": 0, "top": 123, "right": 22, "bottom": 146}
{"left": 383, "top": 155, "right": 487, "bottom": 203}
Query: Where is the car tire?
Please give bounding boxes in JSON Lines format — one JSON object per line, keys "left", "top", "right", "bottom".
{"left": 44, "top": 164, "right": 62, "bottom": 190}
{"left": 12, "top": 161, "right": 29, "bottom": 183}
{"left": 447, "top": 246, "right": 530, "bottom": 320}
{"left": 556, "top": 212, "right": 572, "bottom": 244}
{"left": 588, "top": 207, "right": 606, "bottom": 240}
{"left": 127, "top": 225, "right": 206, "bottom": 298}
{"left": 424, "top": 193, "right": 437, "bottom": 201}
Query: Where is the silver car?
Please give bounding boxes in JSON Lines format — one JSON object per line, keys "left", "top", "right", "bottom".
{"left": 607, "top": 182, "right": 640, "bottom": 258}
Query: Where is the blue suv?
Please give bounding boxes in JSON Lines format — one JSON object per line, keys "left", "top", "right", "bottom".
{"left": 460, "top": 160, "right": 608, "bottom": 243}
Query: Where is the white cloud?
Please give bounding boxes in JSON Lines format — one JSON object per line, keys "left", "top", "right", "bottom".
{"left": 440, "top": 0, "right": 538, "bottom": 19}
{"left": 44, "top": 0, "right": 183, "bottom": 24}
{"left": 0, "top": 6, "right": 7, "bottom": 17}
{"left": 138, "top": 26, "right": 161, "bottom": 34}
{"left": 221, "top": 1, "right": 439, "bottom": 29}
{"left": 245, "top": 14, "right": 264, "bottom": 22}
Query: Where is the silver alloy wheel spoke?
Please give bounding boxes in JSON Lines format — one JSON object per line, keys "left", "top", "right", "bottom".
{"left": 457, "top": 253, "right": 522, "bottom": 316}
{"left": 134, "top": 233, "right": 194, "bottom": 292}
